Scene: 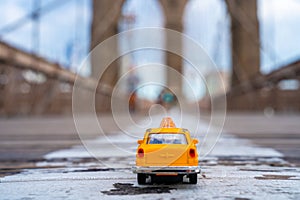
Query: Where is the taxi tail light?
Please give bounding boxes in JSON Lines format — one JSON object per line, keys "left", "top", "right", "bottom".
{"left": 138, "top": 148, "right": 144, "bottom": 158}
{"left": 189, "top": 149, "right": 196, "bottom": 158}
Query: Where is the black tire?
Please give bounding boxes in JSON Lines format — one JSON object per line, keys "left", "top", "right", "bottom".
{"left": 189, "top": 174, "right": 197, "bottom": 184}
{"left": 178, "top": 175, "right": 183, "bottom": 183}
{"left": 137, "top": 173, "right": 146, "bottom": 184}
{"left": 150, "top": 175, "right": 155, "bottom": 184}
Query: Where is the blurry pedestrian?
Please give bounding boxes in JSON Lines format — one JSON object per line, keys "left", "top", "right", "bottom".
{"left": 127, "top": 67, "right": 139, "bottom": 113}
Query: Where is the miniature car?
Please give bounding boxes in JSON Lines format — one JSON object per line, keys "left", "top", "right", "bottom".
{"left": 132, "top": 117, "right": 200, "bottom": 184}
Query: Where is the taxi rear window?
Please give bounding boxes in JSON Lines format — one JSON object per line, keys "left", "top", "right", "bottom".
{"left": 147, "top": 133, "right": 187, "bottom": 144}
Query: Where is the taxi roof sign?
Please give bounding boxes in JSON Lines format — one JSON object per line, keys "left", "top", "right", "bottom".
{"left": 159, "top": 117, "right": 176, "bottom": 128}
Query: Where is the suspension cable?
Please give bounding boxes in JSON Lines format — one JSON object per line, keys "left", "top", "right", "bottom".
{"left": 0, "top": 0, "right": 72, "bottom": 37}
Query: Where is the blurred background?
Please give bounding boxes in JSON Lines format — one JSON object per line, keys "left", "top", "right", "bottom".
{"left": 1, "top": 0, "right": 300, "bottom": 116}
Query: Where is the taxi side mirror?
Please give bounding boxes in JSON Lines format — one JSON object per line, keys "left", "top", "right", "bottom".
{"left": 192, "top": 139, "right": 199, "bottom": 144}
{"left": 138, "top": 139, "right": 144, "bottom": 144}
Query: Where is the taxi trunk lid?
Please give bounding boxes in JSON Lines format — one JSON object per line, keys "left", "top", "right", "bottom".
{"left": 145, "top": 144, "right": 188, "bottom": 166}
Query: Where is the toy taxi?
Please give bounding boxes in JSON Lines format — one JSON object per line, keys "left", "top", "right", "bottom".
{"left": 132, "top": 117, "right": 200, "bottom": 184}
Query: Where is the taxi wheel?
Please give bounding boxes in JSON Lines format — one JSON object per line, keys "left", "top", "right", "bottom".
{"left": 137, "top": 173, "right": 146, "bottom": 184}
{"left": 189, "top": 174, "right": 197, "bottom": 184}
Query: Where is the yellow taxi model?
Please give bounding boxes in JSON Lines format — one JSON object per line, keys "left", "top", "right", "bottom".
{"left": 132, "top": 117, "right": 200, "bottom": 184}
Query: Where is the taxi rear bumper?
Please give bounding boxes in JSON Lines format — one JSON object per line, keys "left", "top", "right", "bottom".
{"left": 132, "top": 166, "right": 201, "bottom": 175}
